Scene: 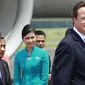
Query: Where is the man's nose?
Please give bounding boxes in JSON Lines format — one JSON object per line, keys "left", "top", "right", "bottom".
{"left": 40, "top": 41, "right": 43, "bottom": 44}
{"left": 1, "top": 47, "right": 5, "bottom": 52}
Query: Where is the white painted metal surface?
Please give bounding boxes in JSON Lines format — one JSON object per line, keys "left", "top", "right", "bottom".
{"left": 0, "top": 0, "right": 85, "bottom": 58}
{"left": 33, "top": 0, "right": 85, "bottom": 17}
{"left": 0, "top": 0, "right": 34, "bottom": 57}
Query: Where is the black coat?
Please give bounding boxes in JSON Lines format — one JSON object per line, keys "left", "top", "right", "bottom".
{"left": 0, "top": 59, "right": 12, "bottom": 85}
{"left": 52, "top": 29, "right": 85, "bottom": 85}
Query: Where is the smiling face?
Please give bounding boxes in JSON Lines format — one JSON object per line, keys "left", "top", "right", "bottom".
{"left": 0, "top": 38, "right": 6, "bottom": 58}
{"left": 23, "top": 32, "right": 36, "bottom": 49}
{"left": 74, "top": 7, "right": 85, "bottom": 35}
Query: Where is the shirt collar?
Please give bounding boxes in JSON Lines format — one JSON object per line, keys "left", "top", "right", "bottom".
{"left": 73, "top": 27, "right": 85, "bottom": 42}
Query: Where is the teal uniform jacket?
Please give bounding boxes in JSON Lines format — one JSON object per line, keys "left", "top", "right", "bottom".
{"left": 14, "top": 45, "right": 49, "bottom": 85}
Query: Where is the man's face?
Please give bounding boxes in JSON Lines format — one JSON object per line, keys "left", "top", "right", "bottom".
{"left": 23, "top": 32, "right": 36, "bottom": 49}
{"left": 0, "top": 39, "right": 6, "bottom": 58}
{"left": 74, "top": 7, "right": 85, "bottom": 35}
{"left": 36, "top": 35, "right": 46, "bottom": 48}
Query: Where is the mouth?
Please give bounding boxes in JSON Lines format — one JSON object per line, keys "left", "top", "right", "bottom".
{"left": 0, "top": 52, "right": 4, "bottom": 57}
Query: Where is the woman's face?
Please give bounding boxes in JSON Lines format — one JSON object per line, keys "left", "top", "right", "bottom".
{"left": 23, "top": 32, "right": 36, "bottom": 49}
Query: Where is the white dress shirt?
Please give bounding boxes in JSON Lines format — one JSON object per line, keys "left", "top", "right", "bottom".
{"left": 73, "top": 27, "right": 85, "bottom": 43}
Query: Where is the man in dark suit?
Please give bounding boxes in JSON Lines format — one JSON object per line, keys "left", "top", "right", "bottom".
{"left": 52, "top": 1, "right": 85, "bottom": 85}
{"left": 0, "top": 35, "right": 12, "bottom": 85}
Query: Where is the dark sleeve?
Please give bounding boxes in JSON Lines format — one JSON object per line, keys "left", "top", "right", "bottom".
{"left": 48, "top": 55, "right": 51, "bottom": 73}
{"left": 52, "top": 42, "right": 75, "bottom": 85}
{"left": 3, "top": 61, "right": 12, "bottom": 85}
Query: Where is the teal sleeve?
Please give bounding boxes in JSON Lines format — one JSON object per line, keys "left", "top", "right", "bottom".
{"left": 40, "top": 51, "right": 49, "bottom": 85}
{"left": 14, "top": 53, "right": 21, "bottom": 85}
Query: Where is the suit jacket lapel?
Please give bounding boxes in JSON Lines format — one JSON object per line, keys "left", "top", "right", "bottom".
{"left": 70, "top": 29, "right": 85, "bottom": 54}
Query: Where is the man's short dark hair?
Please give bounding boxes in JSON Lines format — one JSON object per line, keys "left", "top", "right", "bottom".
{"left": 35, "top": 30, "right": 46, "bottom": 38}
{"left": 72, "top": 1, "right": 85, "bottom": 18}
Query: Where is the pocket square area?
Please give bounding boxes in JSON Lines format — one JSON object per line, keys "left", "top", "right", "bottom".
{"left": 35, "top": 56, "right": 40, "bottom": 60}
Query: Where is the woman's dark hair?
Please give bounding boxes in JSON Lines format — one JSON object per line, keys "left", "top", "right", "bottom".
{"left": 72, "top": 1, "right": 85, "bottom": 18}
{"left": 22, "top": 24, "right": 36, "bottom": 38}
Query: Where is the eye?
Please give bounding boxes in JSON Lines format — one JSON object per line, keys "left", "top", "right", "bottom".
{"left": 3, "top": 45, "right": 6, "bottom": 48}
{"left": 41, "top": 40, "right": 45, "bottom": 43}
{"left": 36, "top": 40, "right": 45, "bottom": 42}
{"left": 0, "top": 44, "right": 6, "bottom": 49}
{"left": 25, "top": 37, "right": 29, "bottom": 40}
{"left": 1, "top": 44, "right": 6, "bottom": 48}
{"left": 79, "top": 15, "right": 85, "bottom": 20}
{"left": 81, "top": 17, "right": 85, "bottom": 20}
{"left": 31, "top": 36, "right": 35, "bottom": 39}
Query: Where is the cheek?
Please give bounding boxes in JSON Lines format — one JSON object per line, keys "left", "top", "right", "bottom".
{"left": 43, "top": 43, "right": 45, "bottom": 45}
{"left": 74, "top": 18, "right": 80, "bottom": 25}
{"left": 33, "top": 38, "right": 36, "bottom": 42}
{"left": 75, "top": 20, "right": 81, "bottom": 27}
{"left": 23, "top": 40, "right": 28, "bottom": 45}
{"left": 82, "top": 21, "right": 85, "bottom": 25}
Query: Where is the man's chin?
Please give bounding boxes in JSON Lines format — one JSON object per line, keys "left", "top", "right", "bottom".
{"left": 0, "top": 55, "right": 3, "bottom": 59}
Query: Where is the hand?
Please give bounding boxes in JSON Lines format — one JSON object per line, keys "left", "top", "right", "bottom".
{"left": 48, "top": 74, "right": 51, "bottom": 80}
